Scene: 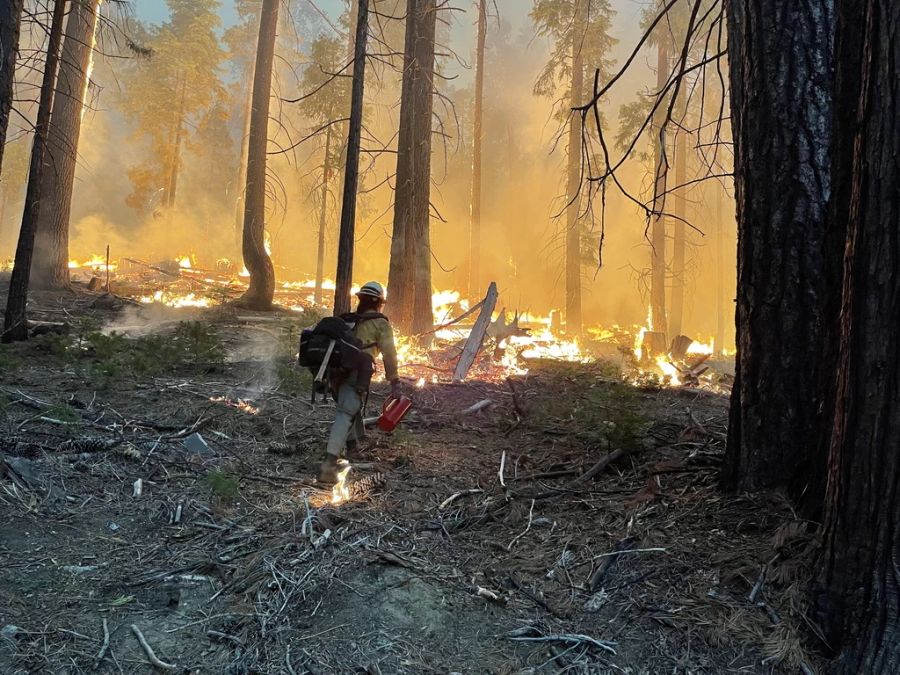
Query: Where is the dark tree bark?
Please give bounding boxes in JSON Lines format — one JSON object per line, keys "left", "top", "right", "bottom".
{"left": 814, "top": 1, "right": 900, "bottom": 669}
{"left": 238, "top": 0, "right": 277, "bottom": 311}
{"left": 387, "top": 0, "right": 437, "bottom": 334}
{"left": 669, "top": 129, "right": 687, "bottom": 338}
{"left": 467, "top": 0, "right": 486, "bottom": 298}
{"left": 32, "top": 0, "right": 101, "bottom": 290}
{"left": 0, "top": 0, "right": 24, "bottom": 174}
{"left": 564, "top": 0, "right": 585, "bottom": 335}
{"left": 650, "top": 42, "right": 668, "bottom": 339}
{"left": 334, "top": 0, "right": 369, "bottom": 316}
{"left": 409, "top": 0, "right": 437, "bottom": 336}
{"left": 3, "top": 0, "right": 67, "bottom": 343}
{"left": 386, "top": 0, "right": 417, "bottom": 327}
{"left": 234, "top": 80, "right": 252, "bottom": 255}
{"left": 721, "top": 0, "right": 833, "bottom": 494}
{"left": 314, "top": 124, "right": 332, "bottom": 306}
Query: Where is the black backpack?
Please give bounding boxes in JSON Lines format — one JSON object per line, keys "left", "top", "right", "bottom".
{"left": 298, "top": 313, "right": 386, "bottom": 393}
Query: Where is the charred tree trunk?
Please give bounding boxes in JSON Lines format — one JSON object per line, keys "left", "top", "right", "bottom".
{"left": 334, "top": 0, "right": 369, "bottom": 316}
{"left": 721, "top": 0, "right": 833, "bottom": 494}
{"left": 467, "top": 0, "right": 486, "bottom": 298}
{"left": 32, "top": 0, "right": 101, "bottom": 290}
{"left": 234, "top": 80, "right": 252, "bottom": 255}
{"left": 408, "top": 0, "right": 437, "bottom": 336}
{"left": 314, "top": 124, "right": 332, "bottom": 306}
{"left": 815, "top": 1, "right": 900, "bottom": 668}
{"left": 3, "top": 0, "right": 67, "bottom": 343}
{"left": 0, "top": 0, "right": 24, "bottom": 174}
{"left": 564, "top": 0, "right": 586, "bottom": 335}
{"left": 387, "top": 0, "right": 417, "bottom": 328}
{"left": 165, "top": 77, "right": 187, "bottom": 210}
{"left": 669, "top": 129, "right": 687, "bottom": 338}
{"left": 650, "top": 43, "right": 668, "bottom": 338}
{"left": 387, "top": 0, "right": 436, "bottom": 334}
{"left": 238, "top": 0, "right": 277, "bottom": 310}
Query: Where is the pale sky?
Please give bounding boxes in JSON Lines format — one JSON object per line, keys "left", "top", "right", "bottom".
{"left": 131, "top": 0, "right": 650, "bottom": 91}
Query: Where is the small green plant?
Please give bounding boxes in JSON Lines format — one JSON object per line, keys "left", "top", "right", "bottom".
{"left": 205, "top": 470, "right": 239, "bottom": 499}
{"left": 0, "top": 347, "right": 21, "bottom": 373}
{"left": 44, "top": 403, "right": 81, "bottom": 425}
{"left": 276, "top": 360, "right": 311, "bottom": 396}
{"left": 173, "top": 321, "right": 224, "bottom": 364}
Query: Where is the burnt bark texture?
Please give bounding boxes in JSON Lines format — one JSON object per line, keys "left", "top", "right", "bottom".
{"left": 649, "top": 43, "right": 668, "bottom": 338}
{"left": 0, "top": 0, "right": 24, "bottom": 173}
{"left": 334, "top": 0, "right": 369, "bottom": 316}
{"left": 32, "top": 0, "right": 101, "bottom": 290}
{"left": 815, "top": 1, "right": 900, "bottom": 670}
{"left": 722, "top": 0, "right": 834, "bottom": 494}
{"left": 3, "top": 0, "right": 67, "bottom": 342}
{"left": 467, "top": 0, "right": 486, "bottom": 298}
{"left": 234, "top": 81, "right": 253, "bottom": 255}
{"left": 387, "top": 0, "right": 436, "bottom": 334}
{"left": 564, "top": 0, "right": 585, "bottom": 335}
{"left": 238, "top": 0, "right": 277, "bottom": 311}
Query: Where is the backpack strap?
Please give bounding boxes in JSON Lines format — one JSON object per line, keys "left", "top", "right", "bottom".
{"left": 341, "top": 312, "right": 387, "bottom": 350}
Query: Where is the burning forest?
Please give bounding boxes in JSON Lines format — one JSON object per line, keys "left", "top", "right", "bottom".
{"left": 2, "top": 0, "right": 900, "bottom": 673}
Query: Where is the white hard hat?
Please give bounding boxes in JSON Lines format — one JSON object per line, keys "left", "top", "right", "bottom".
{"left": 356, "top": 281, "right": 385, "bottom": 300}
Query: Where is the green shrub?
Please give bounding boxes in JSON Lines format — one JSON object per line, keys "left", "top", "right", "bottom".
{"left": 205, "top": 470, "right": 239, "bottom": 499}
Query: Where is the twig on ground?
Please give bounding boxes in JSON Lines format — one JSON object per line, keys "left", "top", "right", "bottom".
{"left": 507, "top": 499, "right": 535, "bottom": 551}
{"left": 131, "top": 624, "right": 176, "bottom": 670}
{"left": 507, "top": 628, "right": 616, "bottom": 655}
{"left": 94, "top": 618, "right": 110, "bottom": 665}
{"left": 438, "top": 489, "right": 483, "bottom": 510}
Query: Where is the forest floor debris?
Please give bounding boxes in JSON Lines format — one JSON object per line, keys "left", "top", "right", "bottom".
{"left": 0, "top": 286, "right": 815, "bottom": 673}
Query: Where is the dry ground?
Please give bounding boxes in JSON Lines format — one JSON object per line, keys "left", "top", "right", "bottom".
{"left": 0, "top": 287, "right": 818, "bottom": 674}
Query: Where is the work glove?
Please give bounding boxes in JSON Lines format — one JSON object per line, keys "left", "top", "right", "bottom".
{"left": 390, "top": 379, "right": 402, "bottom": 400}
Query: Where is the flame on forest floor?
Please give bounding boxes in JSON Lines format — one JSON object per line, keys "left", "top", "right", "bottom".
{"left": 139, "top": 290, "right": 211, "bottom": 308}
{"left": 63, "top": 250, "right": 733, "bottom": 388}
{"left": 69, "top": 255, "right": 117, "bottom": 272}
{"left": 332, "top": 461, "right": 352, "bottom": 505}
{"left": 209, "top": 396, "right": 260, "bottom": 415}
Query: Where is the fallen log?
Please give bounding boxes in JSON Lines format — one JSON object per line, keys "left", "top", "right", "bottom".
{"left": 452, "top": 282, "right": 498, "bottom": 383}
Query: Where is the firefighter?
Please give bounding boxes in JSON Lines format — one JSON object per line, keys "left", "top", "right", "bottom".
{"left": 318, "top": 281, "right": 401, "bottom": 484}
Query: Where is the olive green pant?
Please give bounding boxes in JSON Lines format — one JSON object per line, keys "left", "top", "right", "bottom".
{"left": 326, "top": 380, "right": 365, "bottom": 457}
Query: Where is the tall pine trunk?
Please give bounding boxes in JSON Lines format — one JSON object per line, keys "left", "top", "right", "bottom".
{"left": 669, "top": 129, "right": 687, "bottom": 338}
{"left": 0, "top": 0, "right": 24, "bottom": 173}
{"left": 409, "top": 0, "right": 436, "bottom": 336}
{"left": 238, "top": 0, "right": 277, "bottom": 310}
{"left": 334, "top": 0, "right": 369, "bottom": 316}
{"left": 165, "top": 77, "right": 187, "bottom": 210}
{"left": 650, "top": 42, "right": 668, "bottom": 338}
{"left": 314, "top": 124, "right": 332, "bottom": 306}
{"left": 3, "top": 0, "right": 67, "bottom": 343}
{"left": 233, "top": 81, "right": 253, "bottom": 255}
{"left": 387, "top": 0, "right": 436, "bottom": 334}
{"left": 32, "top": 0, "right": 102, "bottom": 290}
{"left": 467, "top": 0, "right": 486, "bottom": 298}
{"left": 815, "top": 1, "right": 900, "bottom": 668}
{"left": 721, "top": 0, "right": 833, "bottom": 494}
{"left": 564, "top": 0, "right": 585, "bottom": 335}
